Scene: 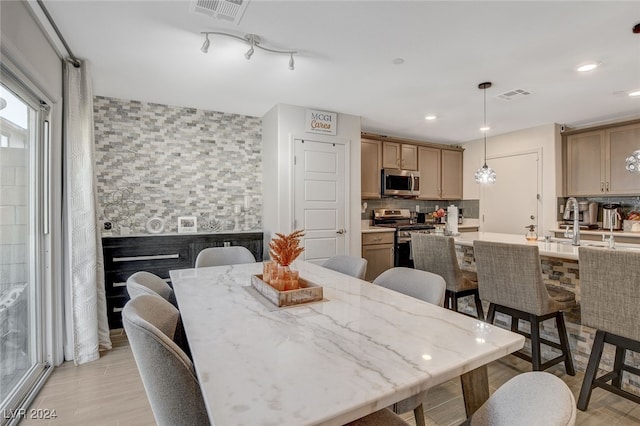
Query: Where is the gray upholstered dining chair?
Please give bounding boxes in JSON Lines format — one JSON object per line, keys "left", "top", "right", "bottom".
{"left": 127, "top": 271, "right": 177, "bottom": 307}
{"left": 122, "top": 295, "right": 209, "bottom": 426}
{"left": 373, "top": 267, "right": 446, "bottom": 426}
{"left": 411, "top": 233, "right": 484, "bottom": 319}
{"left": 473, "top": 241, "right": 575, "bottom": 375}
{"left": 577, "top": 247, "right": 640, "bottom": 411}
{"left": 195, "top": 246, "right": 256, "bottom": 268}
{"left": 322, "top": 255, "right": 368, "bottom": 280}
{"left": 463, "top": 372, "right": 576, "bottom": 425}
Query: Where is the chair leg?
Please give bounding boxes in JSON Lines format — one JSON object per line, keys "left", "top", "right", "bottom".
{"left": 577, "top": 330, "right": 606, "bottom": 411}
{"left": 445, "top": 291, "right": 453, "bottom": 310}
{"left": 555, "top": 311, "right": 575, "bottom": 376}
{"left": 451, "top": 294, "right": 459, "bottom": 312}
{"left": 510, "top": 317, "right": 519, "bottom": 333}
{"left": 473, "top": 291, "right": 485, "bottom": 321}
{"left": 612, "top": 346, "right": 626, "bottom": 389}
{"left": 413, "top": 403, "right": 426, "bottom": 426}
{"left": 530, "top": 314, "right": 542, "bottom": 371}
{"left": 486, "top": 304, "right": 496, "bottom": 324}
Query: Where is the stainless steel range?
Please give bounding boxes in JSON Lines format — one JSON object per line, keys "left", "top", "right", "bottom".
{"left": 372, "top": 208, "right": 435, "bottom": 267}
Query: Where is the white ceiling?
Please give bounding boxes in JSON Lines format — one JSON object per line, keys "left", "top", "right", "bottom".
{"left": 44, "top": 1, "right": 640, "bottom": 144}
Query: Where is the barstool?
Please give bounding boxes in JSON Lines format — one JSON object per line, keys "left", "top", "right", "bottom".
{"left": 473, "top": 241, "right": 575, "bottom": 375}
{"left": 577, "top": 247, "right": 640, "bottom": 410}
{"left": 411, "top": 233, "right": 484, "bottom": 319}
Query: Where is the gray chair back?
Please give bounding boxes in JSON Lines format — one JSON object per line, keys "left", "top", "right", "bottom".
{"left": 195, "top": 246, "right": 256, "bottom": 268}
{"left": 323, "top": 255, "right": 368, "bottom": 280}
{"left": 473, "top": 241, "right": 554, "bottom": 316}
{"left": 373, "top": 267, "right": 446, "bottom": 307}
{"left": 123, "top": 295, "right": 209, "bottom": 426}
{"left": 411, "top": 233, "right": 469, "bottom": 292}
{"left": 127, "top": 271, "right": 175, "bottom": 306}
{"left": 579, "top": 247, "right": 640, "bottom": 341}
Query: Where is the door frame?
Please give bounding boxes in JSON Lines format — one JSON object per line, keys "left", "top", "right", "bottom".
{"left": 291, "top": 137, "right": 351, "bottom": 256}
{"left": 480, "top": 148, "right": 543, "bottom": 233}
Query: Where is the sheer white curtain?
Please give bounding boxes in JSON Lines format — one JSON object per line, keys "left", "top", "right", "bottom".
{"left": 62, "top": 60, "right": 111, "bottom": 364}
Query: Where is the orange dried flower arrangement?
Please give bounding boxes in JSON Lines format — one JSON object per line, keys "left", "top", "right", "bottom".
{"left": 269, "top": 229, "right": 305, "bottom": 266}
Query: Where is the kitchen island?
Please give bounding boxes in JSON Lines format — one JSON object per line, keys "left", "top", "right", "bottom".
{"left": 447, "top": 232, "right": 640, "bottom": 393}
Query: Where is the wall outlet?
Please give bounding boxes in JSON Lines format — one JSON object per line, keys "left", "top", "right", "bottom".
{"left": 103, "top": 221, "right": 113, "bottom": 231}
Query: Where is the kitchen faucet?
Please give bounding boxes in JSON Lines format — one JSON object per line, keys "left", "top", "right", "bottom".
{"left": 563, "top": 197, "right": 580, "bottom": 246}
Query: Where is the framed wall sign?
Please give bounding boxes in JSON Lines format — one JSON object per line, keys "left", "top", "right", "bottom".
{"left": 178, "top": 216, "right": 197, "bottom": 233}
{"left": 305, "top": 109, "right": 337, "bottom": 135}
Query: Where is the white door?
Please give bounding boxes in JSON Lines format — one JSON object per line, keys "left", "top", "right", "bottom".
{"left": 294, "top": 139, "right": 347, "bottom": 265}
{"left": 480, "top": 151, "right": 540, "bottom": 234}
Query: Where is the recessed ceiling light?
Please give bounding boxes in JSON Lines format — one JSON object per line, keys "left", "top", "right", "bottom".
{"left": 577, "top": 62, "right": 599, "bottom": 72}
{"left": 424, "top": 115, "right": 437, "bottom": 120}
{"left": 629, "top": 90, "right": 640, "bottom": 97}
{"left": 480, "top": 126, "right": 490, "bottom": 132}
{"left": 392, "top": 58, "right": 405, "bottom": 65}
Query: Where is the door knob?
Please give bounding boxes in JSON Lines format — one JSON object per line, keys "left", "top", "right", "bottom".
{"left": 336, "top": 229, "right": 346, "bottom": 234}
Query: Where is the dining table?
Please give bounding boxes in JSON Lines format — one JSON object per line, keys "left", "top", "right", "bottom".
{"left": 170, "top": 260, "right": 524, "bottom": 426}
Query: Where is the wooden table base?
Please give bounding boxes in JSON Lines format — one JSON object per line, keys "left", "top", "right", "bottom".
{"left": 460, "top": 365, "right": 490, "bottom": 418}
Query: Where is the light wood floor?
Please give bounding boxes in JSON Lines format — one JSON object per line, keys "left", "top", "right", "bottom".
{"left": 21, "top": 329, "right": 640, "bottom": 426}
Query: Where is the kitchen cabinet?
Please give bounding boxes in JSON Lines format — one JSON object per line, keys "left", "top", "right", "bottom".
{"left": 382, "top": 141, "right": 418, "bottom": 170}
{"left": 361, "top": 138, "right": 382, "bottom": 199}
{"left": 103, "top": 232, "right": 263, "bottom": 328}
{"left": 565, "top": 121, "right": 640, "bottom": 196}
{"left": 361, "top": 231, "right": 394, "bottom": 281}
{"left": 417, "top": 147, "right": 463, "bottom": 200}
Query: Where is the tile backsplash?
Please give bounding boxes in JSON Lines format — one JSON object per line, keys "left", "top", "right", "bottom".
{"left": 361, "top": 198, "right": 479, "bottom": 221}
{"left": 94, "top": 96, "right": 262, "bottom": 235}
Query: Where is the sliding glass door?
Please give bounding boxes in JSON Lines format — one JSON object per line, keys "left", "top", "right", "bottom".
{"left": 0, "top": 73, "right": 49, "bottom": 423}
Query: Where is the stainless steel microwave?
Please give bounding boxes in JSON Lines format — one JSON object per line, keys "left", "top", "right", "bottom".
{"left": 381, "top": 168, "right": 420, "bottom": 197}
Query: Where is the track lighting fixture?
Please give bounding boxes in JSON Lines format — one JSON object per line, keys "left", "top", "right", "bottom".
{"left": 200, "top": 31, "right": 297, "bottom": 70}
{"left": 200, "top": 34, "right": 210, "bottom": 53}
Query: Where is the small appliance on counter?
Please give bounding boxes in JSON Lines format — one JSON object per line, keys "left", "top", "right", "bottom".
{"left": 562, "top": 200, "right": 599, "bottom": 229}
{"left": 602, "top": 203, "right": 623, "bottom": 230}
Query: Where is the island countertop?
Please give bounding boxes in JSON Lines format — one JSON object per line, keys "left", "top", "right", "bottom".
{"left": 451, "top": 232, "right": 640, "bottom": 261}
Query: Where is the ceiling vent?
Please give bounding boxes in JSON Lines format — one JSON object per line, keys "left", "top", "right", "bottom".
{"left": 190, "top": 0, "right": 250, "bottom": 24}
{"left": 496, "top": 88, "right": 532, "bottom": 101}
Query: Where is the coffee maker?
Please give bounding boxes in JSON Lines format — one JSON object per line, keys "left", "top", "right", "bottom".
{"left": 563, "top": 200, "right": 598, "bottom": 226}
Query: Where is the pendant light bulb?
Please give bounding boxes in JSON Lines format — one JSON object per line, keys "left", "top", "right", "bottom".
{"left": 475, "top": 82, "right": 496, "bottom": 184}
{"left": 288, "top": 53, "right": 295, "bottom": 70}
{"left": 244, "top": 46, "right": 254, "bottom": 60}
{"left": 201, "top": 34, "right": 210, "bottom": 53}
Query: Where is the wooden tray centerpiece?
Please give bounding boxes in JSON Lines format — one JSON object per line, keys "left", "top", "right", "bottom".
{"left": 251, "top": 230, "right": 323, "bottom": 307}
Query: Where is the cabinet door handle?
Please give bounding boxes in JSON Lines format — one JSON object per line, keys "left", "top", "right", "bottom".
{"left": 113, "top": 281, "right": 127, "bottom": 288}
{"left": 605, "top": 182, "right": 609, "bottom": 192}
{"left": 601, "top": 182, "right": 605, "bottom": 192}
{"left": 113, "top": 253, "right": 180, "bottom": 262}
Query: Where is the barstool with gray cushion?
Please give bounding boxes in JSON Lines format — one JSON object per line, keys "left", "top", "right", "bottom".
{"left": 473, "top": 241, "right": 576, "bottom": 375}
{"left": 373, "top": 267, "right": 446, "bottom": 426}
{"left": 127, "top": 271, "right": 177, "bottom": 307}
{"left": 577, "top": 247, "right": 640, "bottom": 410}
{"left": 463, "top": 372, "right": 576, "bottom": 426}
{"left": 322, "top": 255, "right": 368, "bottom": 280}
{"left": 195, "top": 246, "right": 256, "bottom": 268}
{"left": 411, "top": 233, "right": 484, "bottom": 319}
{"left": 123, "top": 295, "right": 209, "bottom": 426}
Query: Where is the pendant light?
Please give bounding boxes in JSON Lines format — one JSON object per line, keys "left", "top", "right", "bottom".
{"left": 625, "top": 24, "right": 640, "bottom": 174}
{"left": 475, "top": 82, "right": 497, "bottom": 184}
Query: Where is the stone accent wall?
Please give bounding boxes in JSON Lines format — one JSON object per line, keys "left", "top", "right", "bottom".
{"left": 454, "top": 244, "right": 640, "bottom": 393}
{"left": 93, "top": 96, "right": 262, "bottom": 235}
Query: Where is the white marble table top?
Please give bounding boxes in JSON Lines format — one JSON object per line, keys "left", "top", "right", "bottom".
{"left": 171, "top": 261, "right": 524, "bottom": 426}
{"left": 452, "top": 232, "right": 640, "bottom": 261}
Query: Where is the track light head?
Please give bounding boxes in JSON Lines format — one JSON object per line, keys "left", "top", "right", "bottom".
{"left": 201, "top": 34, "right": 210, "bottom": 53}
{"left": 288, "top": 53, "right": 295, "bottom": 71}
{"left": 244, "top": 46, "right": 254, "bottom": 60}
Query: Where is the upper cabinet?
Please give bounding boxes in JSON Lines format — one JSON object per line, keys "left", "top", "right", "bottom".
{"left": 382, "top": 141, "right": 418, "bottom": 170}
{"left": 565, "top": 121, "right": 640, "bottom": 196}
{"left": 361, "top": 139, "right": 382, "bottom": 199}
{"left": 417, "top": 147, "right": 463, "bottom": 200}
